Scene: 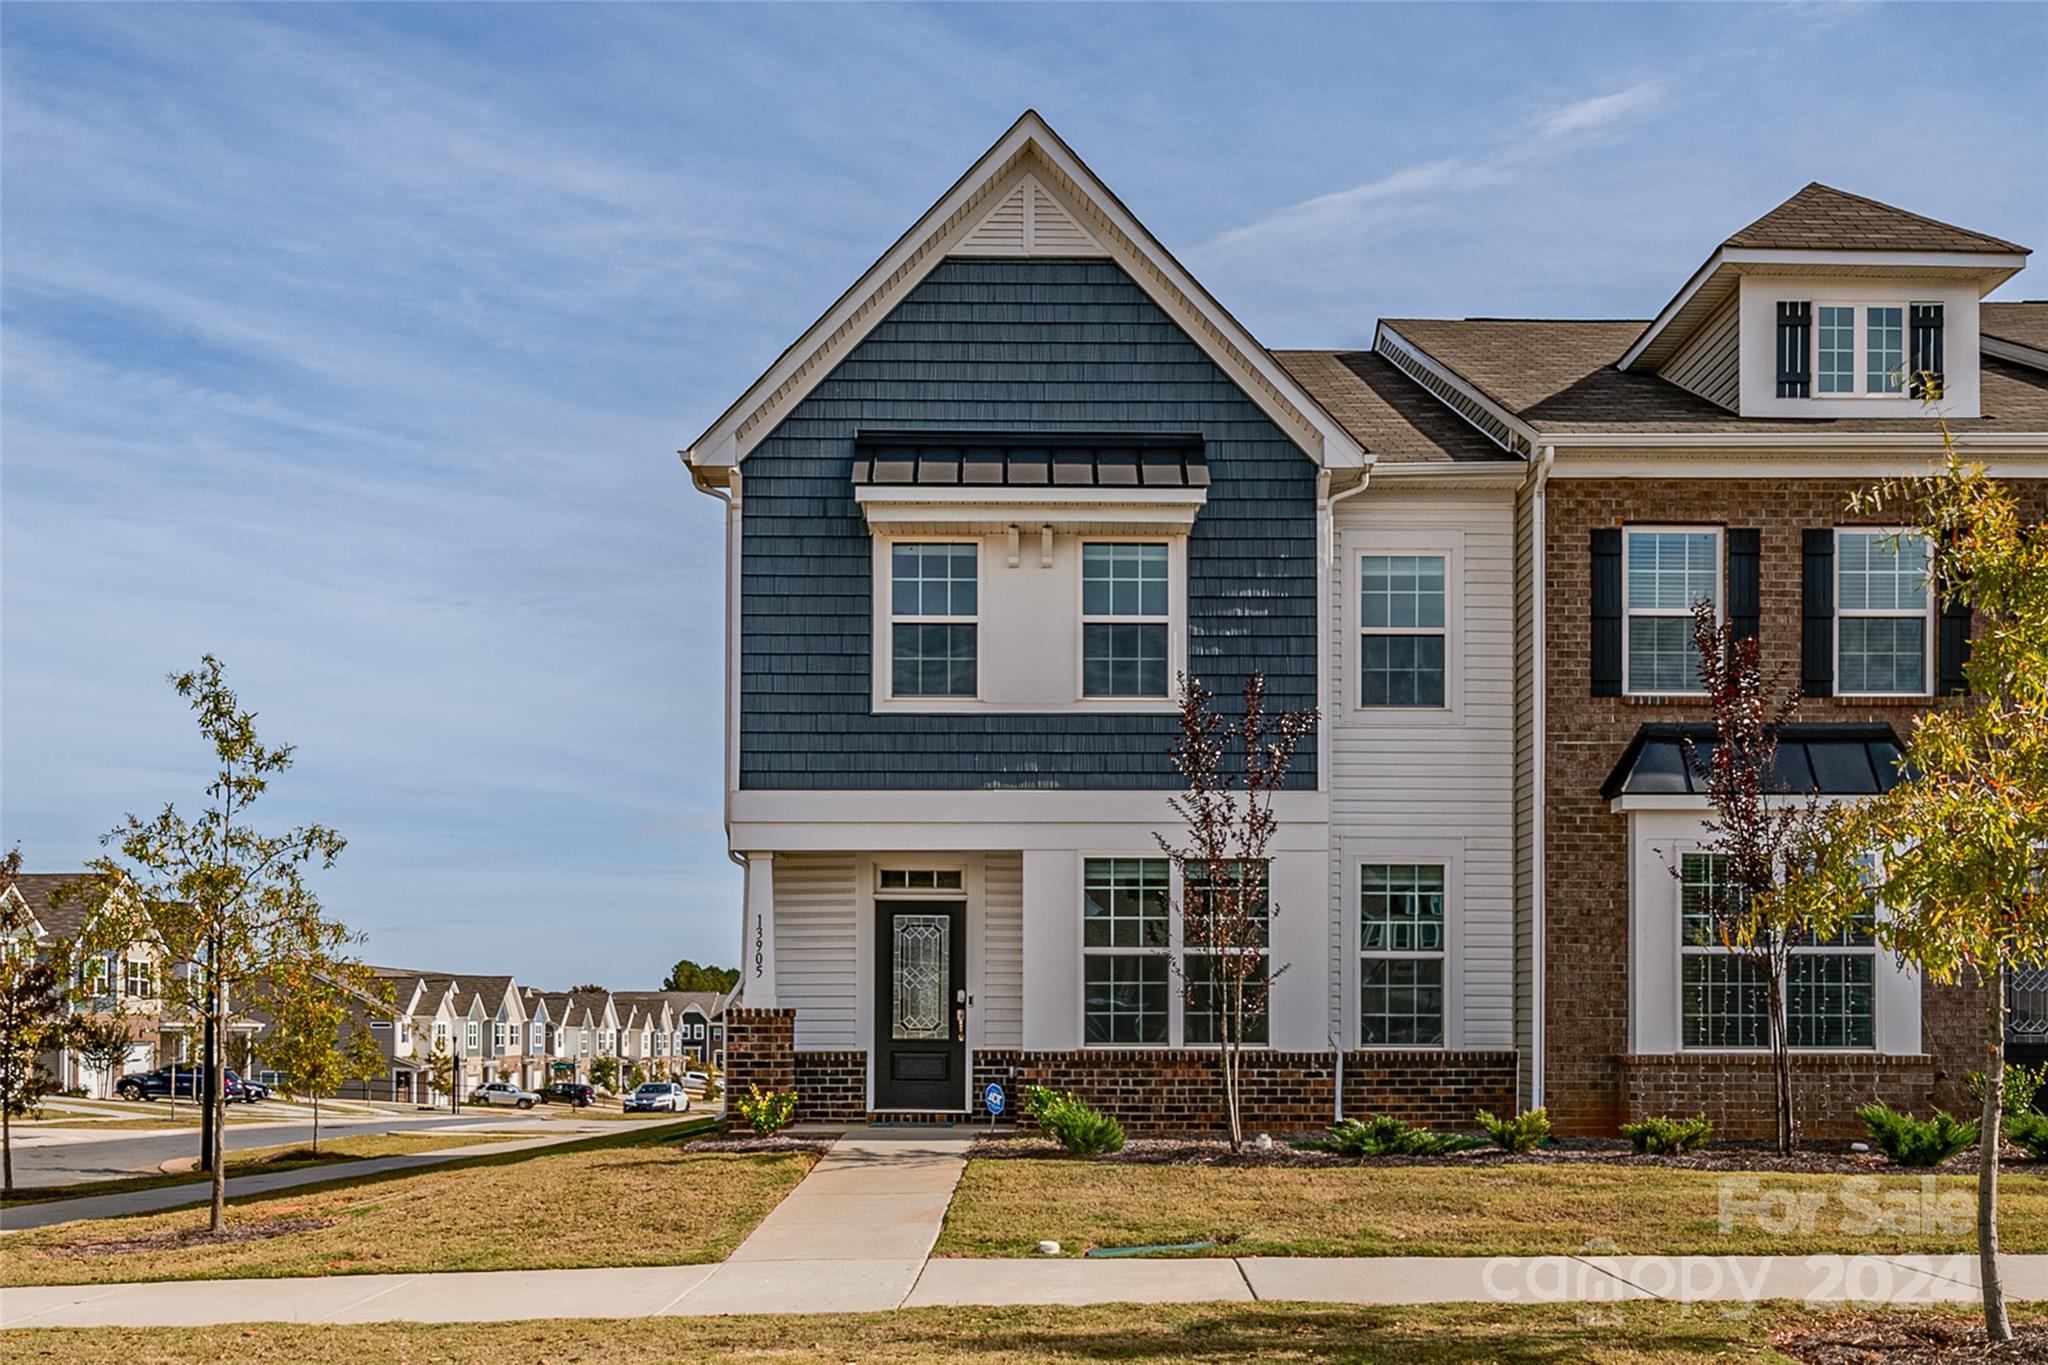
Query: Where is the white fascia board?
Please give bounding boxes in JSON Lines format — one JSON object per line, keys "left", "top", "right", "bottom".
{"left": 1608, "top": 793, "right": 1713, "bottom": 814}
{"left": 1621, "top": 247, "right": 2030, "bottom": 373}
{"left": 1984, "top": 336, "right": 2048, "bottom": 373}
{"left": 1374, "top": 321, "right": 1538, "bottom": 455}
{"left": 1361, "top": 462, "right": 1527, "bottom": 490}
{"left": 683, "top": 112, "right": 1365, "bottom": 477}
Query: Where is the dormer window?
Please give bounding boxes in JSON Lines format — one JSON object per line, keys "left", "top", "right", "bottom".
{"left": 1788, "top": 300, "right": 1935, "bottom": 398}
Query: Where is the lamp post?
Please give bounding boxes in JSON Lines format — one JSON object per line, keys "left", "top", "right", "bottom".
{"left": 451, "top": 1045, "right": 462, "bottom": 1116}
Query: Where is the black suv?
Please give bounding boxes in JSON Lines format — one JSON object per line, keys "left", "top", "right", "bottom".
{"left": 542, "top": 1082, "right": 595, "bottom": 1107}
{"left": 114, "top": 1064, "right": 254, "bottom": 1103}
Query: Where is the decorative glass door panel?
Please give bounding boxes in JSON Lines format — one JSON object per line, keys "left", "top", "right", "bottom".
{"left": 892, "top": 914, "right": 950, "bottom": 1040}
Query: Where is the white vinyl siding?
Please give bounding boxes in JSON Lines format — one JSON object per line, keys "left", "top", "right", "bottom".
{"left": 774, "top": 853, "right": 860, "bottom": 1049}
{"left": 1332, "top": 492, "right": 1516, "bottom": 1051}
{"left": 1660, "top": 298, "right": 1740, "bottom": 411}
{"left": 981, "top": 852, "right": 1024, "bottom": 1048}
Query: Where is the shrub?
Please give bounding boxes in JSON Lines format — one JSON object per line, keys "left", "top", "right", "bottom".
{"left": 1966, "top": 1060, "right": 2048, "bottom": 1119}
{"left": 1022, "top": 1084, "right": 1125, "bottom": 1157}
{"left": 1620, "top": 1114, "right": 1713, "bottom": 1155}
{"left": 1856, "top": 1103, "right": 1978, "bottom": 1167}
{"left": 1310, "top": 1115, "right": 1481, "bottom": 1158}
{"left": 734, "top": 1084, "right": 798, "bottom": 1137}
{"left": 1477, "top": 1106, "right": 1551, "bottom": 1153}
{"left": 2007, "top": 1111, "right": 2048, "bottom": 1161}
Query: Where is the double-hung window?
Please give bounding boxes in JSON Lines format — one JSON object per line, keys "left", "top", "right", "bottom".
{"left": 123, "top": 958, "right": 153, "bottom": 999}
{"left": 1081, "top": 543, "right": 1169, "bottom": 698}
{"left": 1082, "top": 858, "right": 1170, "bottom": 1044}
{"left": 1360, "top": 864, "right": 1446, "bottom": 1046}
{"left": 1865, "top": 307, "right": 1905, "bottom": 395}
{"left": 1836, "top": 529, "right": 1932, "bottom": 696}
{"left": 492, "top": 1022, "right": 507, "bottom": 1055}
{"left": 890, "top": 544, "right": 977, "bottom": 698}
{"left": 1624, "top": 528, "right": 1719, "bottom": 695}
{"left": 465, "top": 1020, "right": 481, "bottom": 1053}
{"left": 1183, "top": 860, "right": 1270, "bottom": 1045}
{"left": 1678, "top": 852, "right": 1876, "bottom": 1049}
{"left": 1360, "top": 555, "right": 1446, "bottom": 707}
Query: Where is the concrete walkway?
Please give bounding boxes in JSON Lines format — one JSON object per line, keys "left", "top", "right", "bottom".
{"left": 7, "top": 1251, "right": 2047, "bottom": 1327}
{"left": 0, "top": 1129, "right": 601, "bottom": 1233}
{"left": 8, "top": 1126, "right": 2046, "bottom": 1328}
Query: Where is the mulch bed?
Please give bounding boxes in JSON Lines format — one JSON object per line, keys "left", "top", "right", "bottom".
{"left": 970, "top": 1134, "right": 2014, "bottom": 1175}
{"left": 685, "top": 1135, "right": 836, "bottom": 1156}
{"left": 1776, "top": 1316, "right": 2048, "bottom": 1362}
{"left": 64, "top": 1217, "right": 338, "bottom": 1257}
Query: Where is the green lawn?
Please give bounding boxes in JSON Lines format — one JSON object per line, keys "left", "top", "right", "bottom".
{"left": 1, "top": 1130, "right": 529, "bottom": 1205}
{"left": 0, "top": 1302, "right": 1971, "bottom": 1364}
{"left": 936, "top": 1157, "right": 2048, "bottom": 1258}
{"left": 0, "top": 1119, "right": 813, "bottom": 1286}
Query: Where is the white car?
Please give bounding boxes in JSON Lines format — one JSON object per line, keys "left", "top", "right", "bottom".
{"left": 471, "top": 1080, "right": 539, "bottom": 1110}
{"left": 626, "top": 1081, "right": 690, "bottom": 1113}
{"left": 680, "top": 1070, "right": 711, "bottom": 1092}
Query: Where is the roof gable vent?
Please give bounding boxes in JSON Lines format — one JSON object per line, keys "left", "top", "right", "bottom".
{"left": 951, "top": 171, "right": 1107, "bottom": 257}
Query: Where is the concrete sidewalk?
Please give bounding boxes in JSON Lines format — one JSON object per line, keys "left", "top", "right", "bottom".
{"left": 0, "top": 1130, "right": 599, "bottom": 1233}
{"left": 6, "top": 1251, "right": 2044, "bottom": 1327}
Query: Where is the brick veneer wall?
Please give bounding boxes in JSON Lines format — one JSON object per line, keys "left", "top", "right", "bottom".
{"left": 722, "top": 1007, "right": 794, "bottom": 1131}
{"left": 1542, "top": 478, "right": 2047, "bottom": 1137}
{"left": 1621, "top": 1052, "right": 1936, "bottom": 1139}
{"left": 974, "top": 1048, "right": 1518, "bottom": 1135}
{"left": 793, "top": 1051, "right": 867, "bottom": 1123}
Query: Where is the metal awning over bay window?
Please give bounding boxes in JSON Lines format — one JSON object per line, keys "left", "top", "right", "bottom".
{"left": 850, "top": 431, "right": 1208, "bottom": 535}
{"left": 1601, "top": 722, "right": 1907, "bottom": 811}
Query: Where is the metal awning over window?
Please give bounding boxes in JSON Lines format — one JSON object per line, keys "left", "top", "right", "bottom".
{"left": 1601, "top": 723, "right": 1907, "bottom": 803}
{"left": 849, "top": 431, "right": 1208, "bottom": 534}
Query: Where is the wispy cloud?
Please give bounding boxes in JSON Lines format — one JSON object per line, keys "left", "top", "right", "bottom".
{"left": 1194, "top": 77, "right": 1666, "bottom": 262}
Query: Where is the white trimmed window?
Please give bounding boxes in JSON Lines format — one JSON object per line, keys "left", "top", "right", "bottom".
{"left": 1360, "top": 554, "right": 1446, "bottom": 707}
{"left": 1811, "top": 303, "right": 1926, "bottom": 397}
{"left": 1081, "top": 857, "right": 1170, "bottom": 1045}
{"left": 1818, "top": 305, "right": 1856, "bottom": 394}
{"left": 890, "top": 543, "right": 978, "bottom": 698}
{"left": 492, "top": 1022, "right": 508, "bottom": 1055}
{"left": 879, "top": 868, "right": 963, "bottom": 891}
{"left": 1836, "top": 529, "right": 1932, "bottom": 696}
{"left": 434, "top": 1021, "right": 448, "bottom": 1049}
{"left": 1360, "top": 864, "right": 1446, "bottom": 1047}
{"left": 1081, "top": 543, "right": 1170, "bottom": 698}
{"left": 1624, "top": 528, "right": 1720, "bottom": 695}
{"left": 1866, "top": 307, "right": 1905, "bottom": 395}
{"left": 1678, "top": 852, "right": 1876, "bottom": 1050}
{"left": 123, "top": 958, "right": 154, "bottom": 999}
{"left": 1183, "top": 860, "right": 1269, "bottom": 1046}
{"left": 465, "top": 1020, "right": 480, "bottom": 1053}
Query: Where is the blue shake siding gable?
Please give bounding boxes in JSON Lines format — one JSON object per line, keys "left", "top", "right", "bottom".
{"left": 738, "top": 257, "right": 1319, "bottom": 791}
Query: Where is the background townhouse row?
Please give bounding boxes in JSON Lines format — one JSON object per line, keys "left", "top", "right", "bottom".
{"left": 687, "top": 112, "right": 2048, "bottom": 1136}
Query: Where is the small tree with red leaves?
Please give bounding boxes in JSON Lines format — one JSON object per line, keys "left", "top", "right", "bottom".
{"left": 1679, "top": 599, "right": 1844, "bottom": 1154}
{"left": 1156, "top": 673, "right": 1317, "bottom": 1152}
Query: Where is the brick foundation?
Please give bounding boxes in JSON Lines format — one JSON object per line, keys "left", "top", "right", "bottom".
{"left": 969, "top": 1048, "right": 1517, "bottom": 1134}
{"left": 793, "top": 1050, "right": 867, "bottom": 1123}
{"left": 1620, "top": 1052, "right": 1937, "bottom": 1139}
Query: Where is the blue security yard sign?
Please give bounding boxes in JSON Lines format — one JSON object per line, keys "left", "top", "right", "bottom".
{"left": 983, "top": 1081, "right": 1006, "bottom": 1120}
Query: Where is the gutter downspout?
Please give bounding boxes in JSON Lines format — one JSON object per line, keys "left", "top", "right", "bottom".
{"left": 687, "top": 454, "right": 749, "bottom": 1001}
{"left": 1321, "top": 467, "right": 1372, "bottom": 1124}
{"left": 1525, "top": 445, "right": 1556, "bottom": 1110}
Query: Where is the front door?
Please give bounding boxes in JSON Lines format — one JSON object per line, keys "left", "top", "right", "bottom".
{"left": 874, "top": 900, "right": 967, "bottom": 1110}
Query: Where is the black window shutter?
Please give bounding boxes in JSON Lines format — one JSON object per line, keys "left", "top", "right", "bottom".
{"left": 1591, "top": 528, "right": 1623, "bottom": 697}
{"left": 1726, "top": 529, "right": 1761, "bottom": 648}
{"left": 1910, "top": 304, "right": 1946, "bottom": 399}
{"left": 1801, "top": 529, "right": 1835, "bottom": 698}
{"left": 1776, "top": 301, "right": 1812, "bottom": 398}
{"left": 1938, "top": 590, "right": 1972, "bottom": 695}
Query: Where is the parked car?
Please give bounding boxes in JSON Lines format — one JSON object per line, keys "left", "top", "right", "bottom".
{"left": 679, "top": 1070, "right": 710, "bottom": 1092}
{"left": 225, "top": 1069, "right": 269, "bottom": 1103}
{"left": 625, "top": 1082, "right": 690, "bottom": 1114}
{"left": 470, "top": 1080, "right": 539, "bottom": 1109}
{"left": 542, "top": 1082, "right": 595, "bottom": 1107}
{"left": 114, "top": 1064, "right": 251, "bottom": 1103}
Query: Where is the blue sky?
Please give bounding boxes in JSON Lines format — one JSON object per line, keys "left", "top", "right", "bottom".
{"left": 4, "top": 3, "right": 2043, "bottom": 987}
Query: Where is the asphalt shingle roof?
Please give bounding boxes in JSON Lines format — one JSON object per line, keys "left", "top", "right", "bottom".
{"left": 1723, "top": 183, "right": 2026, "bottom": 255}
{"left": 1270, "top": 350, "right": 1518, "bottom": 464}
{"left": 1382, "top": 317, "right": 2048, "bottom": 435}
{"left": 1984, "top": 301, "right": 2048, "bottom": 354}
{"left": 4, "top": 873, "right": 102, "bottom": 940}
